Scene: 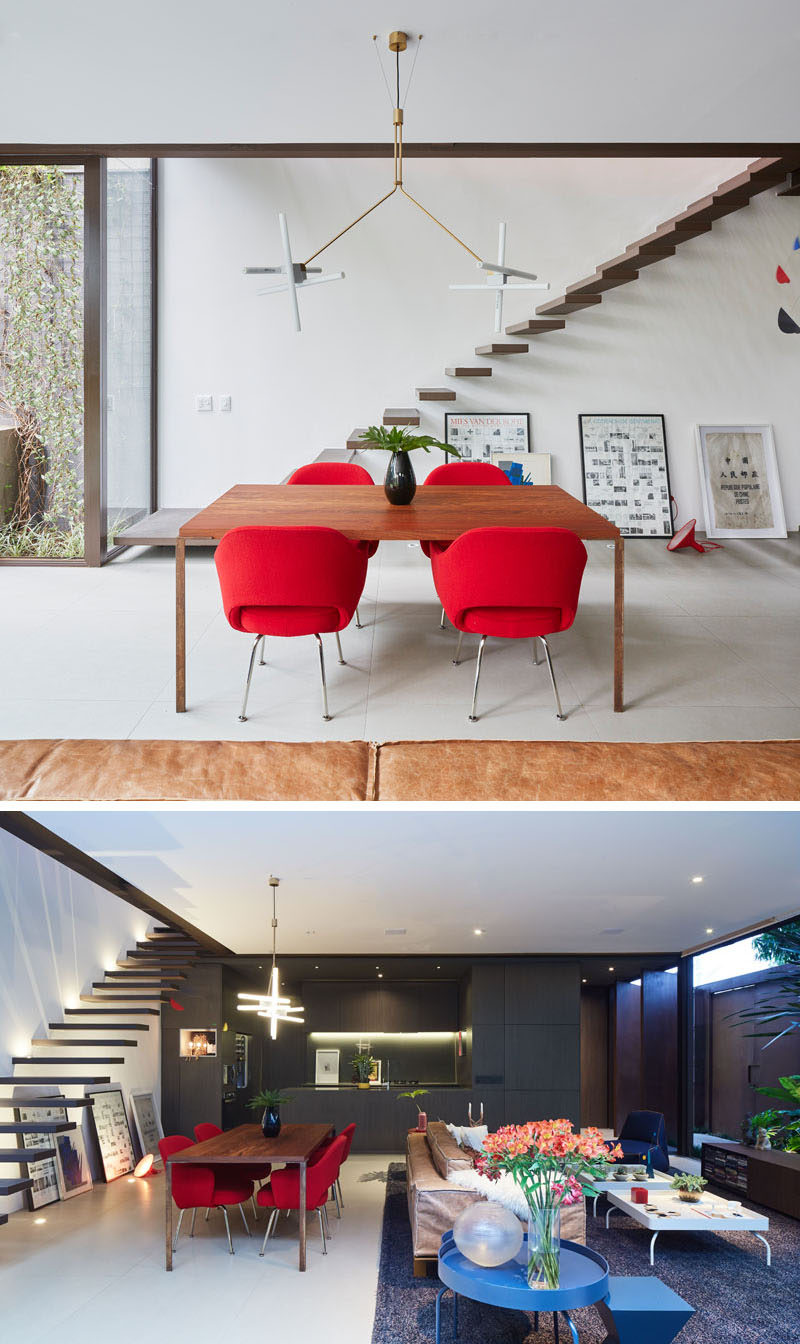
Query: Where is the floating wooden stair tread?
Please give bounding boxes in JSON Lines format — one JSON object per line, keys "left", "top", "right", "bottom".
{"left": 565, "top": 272, "right": 638, "bottom": 296}
{"left": 0, "top": 1148, "right": 56, "bottom": 1163}
{"left": 0, "top": 1121, "right": 77, "bottom": 1133}
{"left": 504, "top": 318, "right": 566, "bottom": 335}
{"left": 0, "top": 1077, "right": 110, "bottom": 1086}
{"left": 474, "top": 343, "right": 529, "bottom": 355}
{"left": 31, "top": 1039, "right": 138, "bottom": 1048}
{"left": 49, "top": 1022, "right": 149, "bottom": 1031}
{"left": 416, "top": 388, "right": 456, "bottom": 401}
{"left": 125, "top": 948, "right": 195, "bottom": 959}
{"left": 0, "top": 1097, "right": 95, "bottom": 1108}
{"left": 13, "top": 1057, "right": 125, "bottom": 1066}
{"left": 0, "top": 1179, "right": 33, "bottom": 1197}
{"left": 103, "top": 972, "right": 185, "bottom": 981}
{"left": 65, "top": 1007, "right": 160, "bottom": 1016}
{"left": 346, "top": 428, "right": 369, "bottom": 451}
{"left": 382, "top": 408, "right": 420, "bottom": 426}
{"left": 94, "top": 982, "right": 175, "bottom": 990}
{"left": 445, "top": 366, "right": 492, "bottom": 377}
{"left": 536, "top": 294, "right": 603, "bottom": 315}
{"left": 80, "top": 995, "right": 167, "bottom": 1004}
{"left": 0, "top": 1214, "right": 7, "bottom": 1225}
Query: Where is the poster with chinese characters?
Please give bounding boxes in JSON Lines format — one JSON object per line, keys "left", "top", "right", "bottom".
{"left": 579, "top": 414, "right": 673, "bottom": 538}
{"left": 695, "top": 425, "right": 786, "bottom": 538}
{"left": 87, "top": 1087, "right": 136, "bottom": 1181}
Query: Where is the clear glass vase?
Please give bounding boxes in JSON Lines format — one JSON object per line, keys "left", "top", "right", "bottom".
{"left": 525, "top": 1203, "right": 561, "bottom": 1289}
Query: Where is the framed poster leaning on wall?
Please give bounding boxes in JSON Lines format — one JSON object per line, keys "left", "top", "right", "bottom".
{"left": 695, "top": 424, "right": 786, "bottom": 539}
{"left": 15, "top": 1101, "right": 65, "bottom": 1210}
{"left": 579, "top": 413, "right": 673, "bottom": 538}
{"left": 86, "top": 1086, "right": 136, "bottom": 1181}
{"left": 130, "top": 1090, "right": 164, "bottom": 1164}
{"left": 445, "top": 412, "right": 530, "bottom": 461}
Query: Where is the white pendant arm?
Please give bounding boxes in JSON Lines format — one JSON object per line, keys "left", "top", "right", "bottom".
{"left": 279, "top": 211, "right": 302, "bottom": 332}
{"left": 479, "top": 261, "right": 541, "bottom": 282}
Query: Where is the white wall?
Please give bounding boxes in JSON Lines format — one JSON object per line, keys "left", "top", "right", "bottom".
{"left": 2, "top": 0, "right": 800, "bottom": 143}
{"left": 158, "top": 156, "right": 800, "bottom": 528}
{"left": 0, "top": 832, "right": 161, "bottom": 1212}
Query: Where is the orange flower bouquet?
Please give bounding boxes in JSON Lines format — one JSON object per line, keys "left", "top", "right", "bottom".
{"left": 480, "top": 1119, "right": 622, "bottom": 1289}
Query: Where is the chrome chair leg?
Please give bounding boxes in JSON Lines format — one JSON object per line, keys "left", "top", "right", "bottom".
{"left": 314, "top": 633, "right": 332, "bottom": 721}
{"left": 336, "top": 1177, "right": 344, "bottom": 1209}
{"left": 258, "top": 635, "right": 266, "bottom": 666}
{"left": 322, "top": 1204, "right": 331, "bottom": 1237}
{"left": 453, "top": 631, "right": 464, "bottom": 665}
{"left": 239, "top": 1202, "right": 251, "bottom": 1235}
{"left": 439, "top": 606, "right": 447, "bottom": 629}
{"left": 259, "top": 1208, "right": 278, "bottom": 1256}
{"left": 190, "top": 1208, "right": 197, "bottom": 1237}
{"left": 317, "top": 1207, "right": 328, "bottom": 1254}
{"left": 540, "top": 636, "right": 566, "bottom": 720}
{"left": 239, "top": 632, "right": 262, "bottom": 722}
{"left": 205, "top": 1206, "right": 211, "bottom": 1222}
{"left": 222, "top": 1206, "right": 234, "bottom": 1254}
{"left": 334, "top": 631, "right": 346, "bottom": 665}
{"left": 332, "top": 1183, "right": 341, "bottom": 1218}
{"left": 469, "top": 635, "right": 487, "bottom": 721}
{"left": 531, "top": 638, "right": 540, "bottom": 665}
{"left": 355, "top": 605, "right": 364, "bottom": 629}
{"left": 172, "top": 1207, "right": 185, "bottom": 1252}
{"left": 251, "top": 1195, "right": 258, "bottom": 1221}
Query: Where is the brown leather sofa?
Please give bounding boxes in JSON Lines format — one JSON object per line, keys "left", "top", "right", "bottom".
{"left": 406, "top": 1122, "right": 586, "bottom": 1276}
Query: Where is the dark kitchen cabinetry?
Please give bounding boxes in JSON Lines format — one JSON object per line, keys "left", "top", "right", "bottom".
{"left": 302, "top": 980, "right": 458, "bottom": 1033}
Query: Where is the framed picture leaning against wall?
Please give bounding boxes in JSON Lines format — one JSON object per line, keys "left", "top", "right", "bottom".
{"left": 695, "top": 424, "right": 786, "bottom": 539}
{"left": 445, "top": 412, "right": 530, "bottom": 461}
{"left": 579, "top": 413, "right": 673, "bottom": 538}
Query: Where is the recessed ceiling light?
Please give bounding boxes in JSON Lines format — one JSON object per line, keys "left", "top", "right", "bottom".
{"left": 314, "top": 965, "right": 319, "bottom": 970}
{"left": 608, "top": 966, "right": 615, "bottom": 972}
{"left": 377, "top": 973, "right": 383, "bottom": 978}
{"left": 705, "top": 928, "right": 713, "bottom": 935}
{"left": 436, "top": 965, "right": 441, "bottom": 970}
{"left": 582, "top": 978, "right": 587, "bottom": 983}
{"left": 473, "top": 928, "right": 484, "bottom": 936}
{"left": 691, "top": 876, "right": 703, "bottom": 884}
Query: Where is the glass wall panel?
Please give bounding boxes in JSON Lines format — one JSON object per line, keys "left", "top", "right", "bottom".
{"left": 0, "top": 164, "right": 85, "bottom": 558}
{"left": 105, "top": 158, "right": 154, "bottom": 545}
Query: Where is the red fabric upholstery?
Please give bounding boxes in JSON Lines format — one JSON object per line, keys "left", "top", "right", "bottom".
{"left": 193, "top": 1122, "right": 271, "bottom": 1183}
{"left": 215, "top": 526, "right": 368, "bottom": 636}
{"left": 432, "top": 527, "right": 588, "bottom": 637}
{"left": 421, "top": 461, "right": 510, "bottom": 558}
{"left": 158, "top": 1133, "right": 253, "bottom": 1209}
{"left": 256, "top": 1134, "right": 348, "bottom": 1212}
{"left": 287, "top": 461, "right": 379, "bottom": 558}
{"left": 339, "top": 1122, "right": 357, "bottom": 1159}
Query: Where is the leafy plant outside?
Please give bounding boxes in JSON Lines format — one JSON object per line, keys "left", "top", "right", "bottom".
{"left": 0, "top": 165, "right": 84, "bottom": 557}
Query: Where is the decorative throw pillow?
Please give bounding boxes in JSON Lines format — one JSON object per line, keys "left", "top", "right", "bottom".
{"left": 446, "top": 1123, "right": 489, "bottom": 1153}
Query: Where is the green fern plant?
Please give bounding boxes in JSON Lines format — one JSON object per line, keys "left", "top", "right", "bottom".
{"left": 358, "top": 425, "right": 460, "bottom": 456}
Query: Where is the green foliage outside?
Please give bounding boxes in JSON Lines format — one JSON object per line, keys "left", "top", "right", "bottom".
{"left": 753, "top": 921, "right": 800, "bottom": 965}
{"left": 0, "top": 165, "right": 84, "bottom": 557}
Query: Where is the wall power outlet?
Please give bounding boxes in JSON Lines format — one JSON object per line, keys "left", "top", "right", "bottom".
{"left": 196, "top": 394, "right": 213, "bottom": 412}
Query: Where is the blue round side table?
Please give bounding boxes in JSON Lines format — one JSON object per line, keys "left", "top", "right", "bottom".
{"left": 436, "top": 1232, "right": 610, "bottom": 1344}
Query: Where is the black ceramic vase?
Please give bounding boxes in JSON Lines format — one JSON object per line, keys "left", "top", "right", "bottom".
{"left": 262, "top": 1106, "right": 281, "bottom": 1139}
{"left": 384, "top": 450, "right": 416, "bottom": 505}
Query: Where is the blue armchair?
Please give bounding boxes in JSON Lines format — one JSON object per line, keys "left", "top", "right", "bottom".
{"left": 606, "top": 1110, "right": 669, "bottom": 1173}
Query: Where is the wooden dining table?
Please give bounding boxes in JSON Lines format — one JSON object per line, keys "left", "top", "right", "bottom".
{"left": 176, "top": 483, "right": 624, "bottom": 712}
{"left": 165, "top": 1121, "right": 334, "bottom": 1270}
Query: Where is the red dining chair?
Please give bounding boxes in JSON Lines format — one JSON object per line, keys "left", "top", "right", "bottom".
{"left": 287, "top": 461, "right": 378, "bottom": 628}
{"left": 159, "top": 1134, "right": 254, "bottom": 1255}
{"left": 421, "top": 461, "right": 511, "bottom": 626}
{"left": 334, "top": 1122, "right": 356, "bottom": 1212}
{"left": 257, "top": 1134, "right": 348, "bottom": 1257}
{"left": 214, "top": 525, "right": 368, "bottom": 722}
{"left": 194, "top": 1122, "right": 271, "bottom": 1219}
{"left": 432, "top": 526, "right": 588, "bottom": 722}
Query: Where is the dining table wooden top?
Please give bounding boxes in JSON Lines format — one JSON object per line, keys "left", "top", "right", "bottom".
{"left": 178, "top": 483, "right": 621, "bottom": 543}
{"left": 169, "top": 1121, "right": 333, "bottom": 1164}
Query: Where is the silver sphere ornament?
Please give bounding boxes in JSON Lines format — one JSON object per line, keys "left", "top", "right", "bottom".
{"left": 452, "top": 1200, "right": 523, "bottom": 1267}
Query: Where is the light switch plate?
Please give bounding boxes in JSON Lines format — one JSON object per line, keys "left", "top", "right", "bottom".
{"left": 196, "top": 394, "right": 213, "bottom": 412}
{"left": 219, "top": 394, "right": 232, "bottom": 413}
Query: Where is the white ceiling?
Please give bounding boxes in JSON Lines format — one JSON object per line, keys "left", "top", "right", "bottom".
{"left": 2, "top": 0, "right": 799, "bottom": 143}
{"left": 30, "top": 811, "right": 800, "bottom": 957}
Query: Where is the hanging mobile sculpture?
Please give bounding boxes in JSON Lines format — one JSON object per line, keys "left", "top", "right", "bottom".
{"left": 776, "top": 235, "right": 800, "bottom": 333}
{"left": 244, "top": 32, "right": 546, "bottom": 331}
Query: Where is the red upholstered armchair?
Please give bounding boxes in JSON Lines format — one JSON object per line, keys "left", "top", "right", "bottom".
{"left": 257, "top": 1133, "right": 348, "bottom": 1258}
{"left": 159, "top": 1134, "right": 254, "bottom": 1255}
{"left": 214, "top": 525, "right": 368, "bottom": 722}
{"left": 432, "top": 525, "right": 588, "bottom": 722}
{"left": 421, "top": 461, "right": 511, "bottom": 626}
{"left": 194, "top": 1122, "right": 271, "bottom": 1218}
{"left": 287, "top": 462, "right": 378, "bottom": 628}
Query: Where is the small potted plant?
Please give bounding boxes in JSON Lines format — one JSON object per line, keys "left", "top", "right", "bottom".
{"left": 632, "top": 1166, "right": 648, "bottom": 1181}
{"left": 246, "top": 1087, "right": 293, "bottom": 1139}
{"left": 358, "top": 425, "right": 460, "bottom": 505}
{"left": 671, "top": 1172, "right": 707, "bottom": 1203}
{"left": 351, "top": 1052, "right": 376, "bottom": 1089}
{"left": 398, "top": 1088, "right": 429, "bottom": 1133}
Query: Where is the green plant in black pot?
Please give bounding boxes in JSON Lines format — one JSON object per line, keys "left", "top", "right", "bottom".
{"left": 247, "top": 1087, "right": 293, "bottom": 1139}
{"left": 358, "top": 425, "right": 460, "bottom": 505}
{"left": 351, "top": 1052, "right": 376, "bottom": 1089}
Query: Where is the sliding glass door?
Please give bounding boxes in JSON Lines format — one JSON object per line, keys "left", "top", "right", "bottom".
{"left": 0, "top": 155, "right": 156, "bottom": 565}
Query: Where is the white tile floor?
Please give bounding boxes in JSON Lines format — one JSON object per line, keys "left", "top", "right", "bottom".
{"left": 0, "top": 1153, "right": 393, "bottom": 1344}
{"left": 0, "top": 536, "right": 798, "bottom": 742}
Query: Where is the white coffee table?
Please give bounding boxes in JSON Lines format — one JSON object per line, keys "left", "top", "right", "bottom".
{"left": 604, "top": 1188, "right": 771, "bottom": 1266}
{"left": 589, "top": 1176, "right": 671, "bottom": 1217}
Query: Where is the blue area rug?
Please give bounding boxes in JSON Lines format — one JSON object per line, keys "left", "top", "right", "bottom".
{"left": 370, "top": 1163, "right": 795, "bottom": 1344}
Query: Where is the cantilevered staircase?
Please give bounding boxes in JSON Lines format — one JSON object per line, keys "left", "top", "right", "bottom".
{"left": 0, "top": 924, "right": 203, "bottom": 1223}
